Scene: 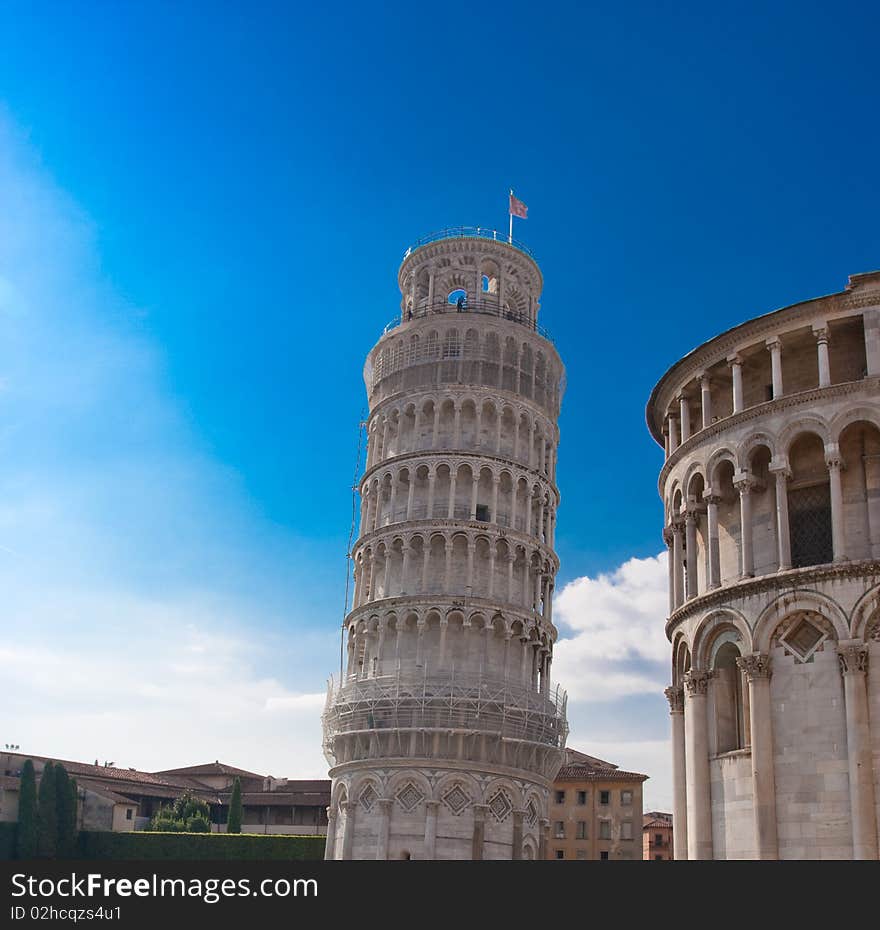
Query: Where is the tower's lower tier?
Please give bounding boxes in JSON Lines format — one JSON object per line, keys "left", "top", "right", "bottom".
{"left": 322, "top": 673, "right": 567, "bottom": 859}
{"left": 325, "top": 760, "right": 556, "bottom": 860}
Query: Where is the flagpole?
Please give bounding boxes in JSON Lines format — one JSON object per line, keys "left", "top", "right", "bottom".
{"left": 508, "top": 189, "right": 514, "bottom": 243}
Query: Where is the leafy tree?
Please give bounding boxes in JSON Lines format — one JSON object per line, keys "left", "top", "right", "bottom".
{"left": 36, "top": 761, "right": 57, "bottom": 858}
{"left": 148, "top": 791, "right": 213, "bottom": 833}
{"left": 227, "top": 777, "right": 242, "bottom": 834}
{"left": 55, "top": 766, "right": 78, "bottom": 857}
{"left": 16, "top": 759, "right": 38, "bottom": 859}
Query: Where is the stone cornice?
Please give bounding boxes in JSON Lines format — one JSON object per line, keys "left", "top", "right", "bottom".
{"left": 361, "top": 448, "right": 561, "bottom": 503}
{"left": 665, "top": 559, "right": 880, "bottom": 641}
{"left": 656, "top": 377, "right": 880, "bottom": 495}
{"left": 328, "top": 756, "right": 558, "bottom": 790}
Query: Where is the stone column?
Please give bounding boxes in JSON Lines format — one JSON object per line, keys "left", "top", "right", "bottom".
{"left": 438, "top": 617, "right": 448, "bottom": 666}
{"left": 728, "top": 354, "right": 744, "bottom": 413}
{"left": 664, "top": 528, "right": 675, "bottom": 615}
{"left": 770, "top": 461, "right": 792, "bottom": 570}
{"left": 685, "top": 510, "right": 698, "bottom": 600}
{"left": 466, "top": 541, "right": 475, "bottom": 591}
{"left": 424, "top": 800, "right": 440, "bottom": 860}
{"left": 683, "top": 670, "right": 712, "bottom": 860}
{"left": 766, "top": 337, "right": 783, "bottom": 398}
{"left": 453, "top": 404, "right": 462, "bottom": 447}
{"left": 406, "top": 476, "right": 416, "bottom": 521}
{"left": 488, "top": 544, "right": 496, "bottom": 598}
{"left": 431, "top": 406, "right": 441, "bottom": 449}
{"left": 427, "top": 470, "right": 436, "bottom": 519}
{"left": 415, "top": 618, "right": 426, "bottom": 667}
{"left": 511, "top": 809, "right": 525, "bottom": 860}
{"left": 864, "top": 307, "right": 880, "bottom": 377}
{"left": 448, "top": 471, "right": 457, "bottom": 519}
{"left": 507, "top": 555, "right": 516, "bottom": 603}
{"left": 491, "top": 475, "right": 500, "bottom": 523}
{"left": 737, "top": 653, "right": 778, "bottom": 860}
{"left": 813, "top": 324, "right": 831, "bottom": 387}
{"left": 734, "top": 474, "right": 755, "bottom": 577}
{"left": 679, "top": 392, "right": 691, "bottom": 443}
{"left": 399, "top": 545, "right": 411, "bottom": 596}
{"left": 838, "top": 641, "right": 878, "bottom": 860}
{"left": 668, "top": 414, "right": 679, "bottom": 452}
{"left": 375, "top": 622, "right": 387, "bottom": 675}
{"left": 341, "top": 800, "right": 357, "bottom": 860}
{"left": 528, "top": 421, "right": 536, "bottom": 467}
{"left": 444, "top": 541, "right": 453, "bottom": 590}
{"left": 704, "top": 492, "right": 721, "bottom": 588}
{"left": 382, "top": 549, "right": 392, "bottom": 598}
{"left": 470, "top": 474, "right": 479, "bottom": 519}
{"left": 324, "top": 806, "right": 337, "bottom": 860}
{"left": 826, "top": 447, "right": 847, "bottom": 562}
{"left": 671, "top": 520, "right": 684, "bottom": 609}
{"left": 376, "top": 799, "right": 393, "bottom": 860}
{"left": 389, "top": 474, "right": 399, "bottom": 523}
{"left": 472, "top": 804, "right": 488, "bottom": 860}
{"left": 665, "top": 685, "right": 688, "bottom": 860}
{"left": 421, "top": 544, "right": 431, "bottom": 592}
{"left": 700, "top": 373, "right": 712, "bottom": 429}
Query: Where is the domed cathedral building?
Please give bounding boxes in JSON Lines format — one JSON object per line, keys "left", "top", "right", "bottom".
{"left": 648, "top": 270, "right": 880, "bottom": 860}
{"left": 322, "top": 228, "right": 568, "bottom": 859}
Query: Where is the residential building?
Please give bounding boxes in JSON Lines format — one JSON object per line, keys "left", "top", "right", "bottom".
{"left": 643, "top": 811, "right": 673, "bottom": 860}
{"left": 547, "top": 749, "right": 647, "bottom": 860}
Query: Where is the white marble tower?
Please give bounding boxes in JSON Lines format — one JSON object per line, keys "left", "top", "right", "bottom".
{"left": 322, "top": 227, "right": 568, "bottom": 860}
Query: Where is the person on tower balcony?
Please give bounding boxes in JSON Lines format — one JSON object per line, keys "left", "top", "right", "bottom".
{"left": 456, "top": 295, "right": 465, "bottom": 312}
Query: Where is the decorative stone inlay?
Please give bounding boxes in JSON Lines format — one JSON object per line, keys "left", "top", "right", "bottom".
{"left": 526, "top": 800, "right": 539, "bottom": 826}
{"left": 736, "top": 653, "right": 772, "bottom": 681}
{"left": 776, "top": 611, "right": 830, "bottom": 663}
{"left": 838, "top": 642, "right": 869, "bottom": 675}
{"left": 664, "top": 685, "right": 685, "bottom": 713}
{"left": 683, "top": 670, "right": 710, "bottom": 696}
{"left": 867, "top": 617, "right": 880, "bottom": 642}
{"left": 358, "top": 784, "right": 378, "bottom": 812}
{"left": 441, "top": 784, "right": 471, "bottom": 816}
{"left": 396, "top": 782, "right": 425, "bottom": 812}
{"left": 488, "top": 789, "right": 513, "bottom": 822}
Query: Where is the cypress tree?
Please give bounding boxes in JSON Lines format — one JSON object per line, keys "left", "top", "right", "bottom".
{"left": 36, "top": 761, "right": 58, "bottom": 858}
{"left": 16, "top": 759, "right": 38, "bottom": 859}
{"left": 227, "top": 776, "right": 242, "bottom": 834}
{"left": 55, "top": 765, "right": 78, "bottom": 857}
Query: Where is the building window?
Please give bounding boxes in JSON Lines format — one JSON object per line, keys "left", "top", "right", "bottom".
{"left": 576, "top": 850, "right": 588, "bottom": 860}
{"left": 555, "top": 850, "right": 564, "bottom": 859}
{"left": 599, "top": 820, "right": 611, "bottom": 840}
{"left": 576, "top": 821, "right": 586, "bottom": 840}
{"left": 655, "top": 833, "right": 663, "bottom": 845}
{"left": 713, "top": 641, "right": 746, "bottom": 753}
{"left": 621, "top": 790, "right": 632, "bottom": 806}
{"left": 600, "top": 851, "right": 609, "bottom": 860}
{"left": 554, "top": 821, "right": 565, "bottom": 839}
{"left": 576, "top": 790, "right": 587, "bottom": 805}
{"left": 621, "top": 820, "right": 633, "bottom": 841}
{"left": 475, "top": 504, "right": 490, "bottom": 522}
{"left": 554, "top": 790, "right": 565, "bottom": 804}
{"left": 599, "top": 790, "right": 610, "bottom": 805}
{"left": 125, "top": 809, "right": 132, "bottom": 821}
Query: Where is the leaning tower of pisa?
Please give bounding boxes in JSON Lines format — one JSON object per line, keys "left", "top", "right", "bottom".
{"left": 322, "top": 227, "right": 568, "bottom": 860}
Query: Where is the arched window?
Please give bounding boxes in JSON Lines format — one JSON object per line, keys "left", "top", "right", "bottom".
{"left": 712, "top": 640, "right": 747, "bottom": 754}
{"left": 788, "top": 433, "right": 832, "bottom": 567}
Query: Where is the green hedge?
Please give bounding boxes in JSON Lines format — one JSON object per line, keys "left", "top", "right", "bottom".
{"left": 0, "top": 822, "right": 17, "bottom": 860}
{"left": 77, "top": 831, "right": 326, "bottom": 861}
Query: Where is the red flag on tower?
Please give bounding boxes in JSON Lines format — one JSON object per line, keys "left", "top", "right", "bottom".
{"left": 509, "top": 191, "right": 528, "bottom": 218}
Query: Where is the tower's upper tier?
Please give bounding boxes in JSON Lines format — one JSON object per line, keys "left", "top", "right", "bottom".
{"left": 397, "top": 228, "right": 545, "bottom": 334}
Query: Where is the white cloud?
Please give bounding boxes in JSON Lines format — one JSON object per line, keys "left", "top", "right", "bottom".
{"left": 552, "top": 551, "right": 670, "bottom": 700}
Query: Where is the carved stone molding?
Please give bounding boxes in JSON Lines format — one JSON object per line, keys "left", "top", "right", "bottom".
{"left": 837, "top": 641, "right": 869, "bottom": 675}
{"left": 665, "top": 558, "right": 880, "bottom": 639}
{"left": 736, "top": 653, "right": 772, "bottom": 681}
{"left": 683, "top": 670, "right": 710, "bottom": 696}
{"left": 664, "top": 685, "right": 685, "bottom": 713}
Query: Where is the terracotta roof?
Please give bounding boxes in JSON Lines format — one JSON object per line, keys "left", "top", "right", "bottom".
{"left": 154, "top": 762, "right": 265, "bottom": 780}
{"left": 77, "top": 778, "right": 139, "bottom": 806}
{"left": 4, "top": 753, "right": 194, "bottom": 790}
{"left": 555, "top": 748, "right": 648, "bottom": 782}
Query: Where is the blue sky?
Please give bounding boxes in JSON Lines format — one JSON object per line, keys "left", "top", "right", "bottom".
{"left": 1, "top": 1, "right": 878, "bottom": 808}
